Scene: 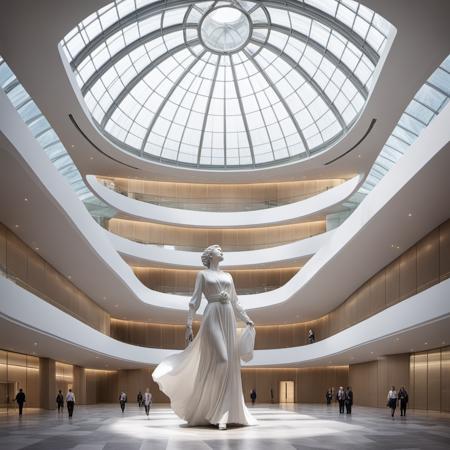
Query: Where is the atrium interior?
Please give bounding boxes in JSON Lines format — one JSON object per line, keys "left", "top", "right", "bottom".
{"left": 0, "top": 1, "right": 449, "bottom": 449}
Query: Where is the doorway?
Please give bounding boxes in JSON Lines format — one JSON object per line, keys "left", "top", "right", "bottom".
{"left": 279, "top": 381, "right": 295, "bottom": 403}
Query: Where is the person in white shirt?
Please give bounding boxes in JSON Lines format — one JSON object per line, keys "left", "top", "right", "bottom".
{"left": 119, "top": 392, "right": 127, "bottom": 413}
{"left": 387, "top": 386, "right": 398, "bottom": 418}
{"left": 143, "top": 388, "right": 152, "bottom": 417}
{"left": 337, "top": 386, "right": 345, "bottom": 414}
{"left": 66, "top": 389, "right": 75, "bottom": 418}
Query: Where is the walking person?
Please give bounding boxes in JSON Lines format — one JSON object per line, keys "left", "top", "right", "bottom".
{"left": 119, "top": 392, "right": 127, "bottom": 413}
{"left": 337, "top": 386, "right": 345, "bottom": 414}
{"left": 66, "top": 389, "right": 75, "bottom": 418}
{"left": 326, "top": 388, "right": 333, "bottom": 405}
{"left": 143, "top": 388, "right": 152, "bottom": 418}
{"left": 398, "top": 386, "right": 408, "bottom": 417}
{"left": 307, "top": 328, "right": 315, "bottom": 344}
{"left": 345, "top": 387, "right": 353, "bottom": 414}
{"left": 270, "top": 387, "right": 274, "bottom": 404}
{"left": 56, "top": 390, "right": 64, "bottom": 413}
{"left": 15, "top": 388, "right": 26, "bottom": 416}
{"left": 137, "top": 391, "right": 143, "bottom": 408}
{"left": 250, "top": 389, "right": 257, "bottom": 406}
{"left": 387, "top": 386, "right": 398, "bottom": 418}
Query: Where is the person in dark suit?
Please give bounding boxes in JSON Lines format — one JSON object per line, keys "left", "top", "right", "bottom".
{"left": 56, "top": 390, "right": 64, "bottom": 413}
{"left": 250, "top": 389, "right": 257, "bottom": 405}
{"left": 345, "top": 386, "right": 353, "bottom": 414}
{"left": 15, "top": 388, "right": 26, "bottom": 416}
{"left": 398, "top": 386, "right": 408, "bottom": 416}
{"left": 326, "top": 388, "right": 333, "bottom": 405}
{"left": 337, "top": 386, "right": 345, "bottom": 413}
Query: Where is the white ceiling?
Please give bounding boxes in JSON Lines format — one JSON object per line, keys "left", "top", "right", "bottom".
{"left": 0, "top": 1, "right": 449, "bottom": 183}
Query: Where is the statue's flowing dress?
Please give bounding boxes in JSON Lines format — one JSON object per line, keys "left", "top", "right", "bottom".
{"left": 152, "top": 269, "right": 256, "bottom": 426}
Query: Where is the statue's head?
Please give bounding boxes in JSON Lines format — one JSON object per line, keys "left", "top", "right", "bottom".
{"left": 201, "top": 244, "right": 223, "bottom": 267}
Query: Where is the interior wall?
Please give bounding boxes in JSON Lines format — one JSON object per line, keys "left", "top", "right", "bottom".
{"left": 349, "top": 354, "right": 410, "bottom": 408}
{"left": 409, "top": 346, "right": 450, "bottom": 412}
{"left": 84, "top": 366, "right": 348, "bottom": 405}
{"left": 0, "top": 222, "right": 110, "bottom": 335}
{"left": 108, "top": 218, "right": 326, "bottom": 251}
{"left": 133, "top": 266, "right": 300, "bottom": 295}
{"left": 100, "top": 177, "right": 344, "bottom": 211}
{"left": 111, "top": 219, "right": 450, "bottom": 349}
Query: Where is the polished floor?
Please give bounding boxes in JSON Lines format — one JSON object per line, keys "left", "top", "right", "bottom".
{"left": 0, "top": 403, "right": 449, "bottom": 449}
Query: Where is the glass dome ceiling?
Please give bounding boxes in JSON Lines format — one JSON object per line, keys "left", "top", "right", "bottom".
{"left": 62, "top": 0, "right": 392, "bottom": 169}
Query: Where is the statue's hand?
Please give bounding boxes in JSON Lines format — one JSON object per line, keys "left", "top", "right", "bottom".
{"left": 185, "top": 325, "right": 193, "bottom": 344}
{"left": 246, "top": 320, "right": 254, "bottom": 327}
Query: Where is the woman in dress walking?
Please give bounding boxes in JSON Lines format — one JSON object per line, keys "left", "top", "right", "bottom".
{"left": 153, "top": 245, "right": 256, "bottom": 429}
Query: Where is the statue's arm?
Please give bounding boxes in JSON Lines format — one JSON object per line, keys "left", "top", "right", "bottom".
{"left": 186, "top": 271, "right": 203, "bottom": 341}
{"left": 230, "top": 276, "right": 254, "bottom": 326}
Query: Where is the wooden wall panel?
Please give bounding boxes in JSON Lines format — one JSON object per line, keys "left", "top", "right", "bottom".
{"left": 1, "top": 224, "right": 110, "bottom": 335}
{"left": 417, "top": 229, "right": 440, "bottom": 292}
{"left": 6, "top": 230, "right": 27, "bottom": 280}
{"left": 349, "top": 361, "right": 378, "bottom": 407}
{"left": 102, "top": 177, "right": 344, "bottom": 212}
{"left": 413, "top": 352, "right": 428, "bottom": 410}
{"left": 349, "top": 355, "right": 409, "bottom": 408}
{"left": 427, "top": 350, "right": 441, "bottom": 411}
{"left": 0, "top": 223, "right": 6, "bottom": 271}
{"left": 133, "top": 266, "right": 299, "bottom": 295}
{"left": 108, "top": 218, "right": 326, "bottom": 251}
{"left": 385, "top": 259, "right": 400, "bottom": 306}
{"left": 440, "top": 220, "right": 450, "bottom": 281}
{"left": 441, "top": 347, "right": 450, "bottom": 412}
{"left": 399, "top": 246, "right": 417, "bottom": 301}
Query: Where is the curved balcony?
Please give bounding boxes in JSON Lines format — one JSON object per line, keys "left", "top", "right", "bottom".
{"left": 96, "top": 177, "right": 345, "bottom": 212}
{"left": 2, "top": 85, "right": 450, "bottom": 323}
{"left": 87, "top": 173, "right": 361, "bottom": 228}
{"left": 1, "top": 273, "right": 449, "bottom": 368}
{"left": 108, "top": 230, "right": 330, "bottom": 269}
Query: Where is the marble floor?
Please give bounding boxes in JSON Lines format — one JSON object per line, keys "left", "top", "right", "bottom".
{"left": 0, "top": 403, "right": 449, "bottom": 450}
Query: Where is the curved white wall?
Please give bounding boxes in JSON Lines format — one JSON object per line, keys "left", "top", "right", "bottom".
{"left": 1, "top": 275, "right": 449, "bottom": 368}
{"left": 1, "top": 89, "right": 450, "bottom": 323}
{"left": 109, "top": 229, "right": 332, "bottom": 269}
{"left": 88, "top": 174, "right": 361, "bottom": 228}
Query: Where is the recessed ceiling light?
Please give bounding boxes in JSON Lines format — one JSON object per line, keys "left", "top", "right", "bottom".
{"left": 358, "top": 154, "right": 361, "bottom": 158}
{"left": 67, "top": 275, "right": 72, "bottom": 279}
{"left": 396, "top": 245, "right": 400, "bottom": 249}
{"left": 90, "top": 156, "right": 94, "bottom": 160}
{"left": 35, "top": 247, "right": 39, "bottom": 251}
{"left": 370, "top": 351, "right": 374, "bottom": 354}
{"left": 24, "top": 197, "right": 28, "bottom": 202}
{"left": 114, "top": 304, "right": 119, "bottom": 308}
{"left": 424, "top": 342, "right": 428, "bottom": 345}
{"left": 33, "top": 342, "right": 38, "bottom": 346}
{"left": 95, "top": 356, "right": 99, "bottom": 359}
{"left": 395, "top": 338, "right": 400, "bottom": 341}
{"left": 15, "top": 224, "right": 19, "bottom": 228}
{"left": 103, "top": 296, "right": 107, "bottom": 300}
{"left": 442, "top": 341, "right": 446, "bottom": 345}
{"left": 71, "top": 144, "right": 75, "bottom": 148}
{"left": 408, "top": 212, "right": 412, "bottom": 217}
{"left": 410, "top": 348, "right": 414, "bottom": 352}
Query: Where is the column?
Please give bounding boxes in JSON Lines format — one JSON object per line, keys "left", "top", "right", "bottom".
{"left": 39, "top": 357, "right": 56, "bottom": 410}
{"left": 73, "top": 365, "right": 87, "bottom": 405}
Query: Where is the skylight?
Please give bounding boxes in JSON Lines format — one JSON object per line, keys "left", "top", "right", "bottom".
{"left": 344, "top": 54, "right": 450, "bottom": 209}
{"left": 61, "top": 0, "right": 393, "bottom": 169}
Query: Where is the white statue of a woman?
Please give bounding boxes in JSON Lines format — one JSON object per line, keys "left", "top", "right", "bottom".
{"left": 152, "top": 244, "right": 257, "bottom": 429}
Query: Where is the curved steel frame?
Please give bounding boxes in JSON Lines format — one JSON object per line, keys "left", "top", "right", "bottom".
{"left": 64, "top": 0, "right": 388, "bottom": 168}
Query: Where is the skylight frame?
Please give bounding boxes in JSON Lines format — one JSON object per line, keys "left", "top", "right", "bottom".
{"left": 61, "top": 0, "right": 393, "bottom": 169}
